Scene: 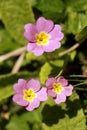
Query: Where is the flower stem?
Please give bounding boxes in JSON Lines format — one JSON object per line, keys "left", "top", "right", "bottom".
{"left": 58, "top": 38, "right": 85, "bottom": 57}
{"left": 69, "top": 75, "right": 87, "bottom": 78}
{"left": 74, "top": 81, "right": 87, "bottom": 87}
{"left": 75, "top": 87, "right": 87, "bottom": 91}
{"left": 0, "top": 47, "right": 26, "bottom": 62}
{"left": 11, "top": 52, "right": 25, "bottom": 74}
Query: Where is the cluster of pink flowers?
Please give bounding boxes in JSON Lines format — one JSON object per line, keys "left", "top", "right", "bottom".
{"left": 12, "top": 16, "right": 73, "bottom": 111}
{"left": 13, "top": 76, "right": 73, "bottom": 111}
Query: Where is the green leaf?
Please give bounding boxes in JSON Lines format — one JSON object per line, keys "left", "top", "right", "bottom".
{"left": 32, "top": 0, "right": 64, "bottom": 22}
{"left": 0, "top": 85, "right": 14, "bottom": 102}
{"left": 25, "top": 52, "right": 46, "bottom": 62}
{"left": 69, "top": 51, "right": 77, "bottom": 61}
{"left": 66, "top": 8, "right": 87, "bottom": 34}
{"left": 75, "top": 26, "right": 87, "bottom": 42}
{"left": 0, "top": 71, "right": 38, "bottom": 102}
{"left": 33, "top": 0, "right": 64, "bottom": 13}
{"left": 40, "top": 60, "right": 64, "bottom": 84}
{"left": 21, "top": 110, "right": 42, "bottom": 124}
{"left": 6, "top": 109, "right": 42, "bottom": 130}
{"left": 65, "top": 0, "right": 87, "bottom": 11}
{"left": 41, "top": 91, "right": 86, "bottom": 130}
{"left": 0, "top": 0, "right": 35, "bottom": 45}
{"left": 22, "top": 111, "right": 42, "bottom": 130}
{"left": 6, "top": 115, "right": 30, "bottom": 130}
{"left": 0, "top": 29, "right": 20, "bottom": 54}
{"left": 40, "top": 62, "right": 52, "bottom": 85}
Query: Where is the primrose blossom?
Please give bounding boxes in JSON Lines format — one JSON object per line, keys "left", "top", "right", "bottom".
{"left": 24, "top": 17, "right": 64, "bottom": 56}
{"left": 12, "top": 78, "right": 47, "bottom": 111}
{"left": 46, "top": 76, "right": 73, "bottom": 104}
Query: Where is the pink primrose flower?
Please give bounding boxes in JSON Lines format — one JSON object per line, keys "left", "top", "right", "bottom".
{"left": 46, "top": 76, "right": 73, "bottom": 104}
{"left": 24, "top": 17, "right": 64, "bottom": 56}
{"left": 12, "top": 78, "right": 47, "bottom": 111}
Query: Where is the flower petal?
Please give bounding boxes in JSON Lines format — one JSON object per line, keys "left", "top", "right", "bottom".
{"left": 24, "top": 23, "right": 37, "bottom": 42}
{"left": 36, "top": 17, "right": 54, "bottom": 33}
{"left": 55, "top": 92, "right": 66, "bottom": 104}
{"left": 27, "top": 43, "right": 44, "bottom": 56}
{"left": 49, "top": 25, "right": 64, "bottom": 40}
{"left": 57, "top": 76, "right": 68, "bottom": 86}
{"left": 26, "top": 98, "right": 40, "bottom": 111}
{"left": 37, "top": 88, "right": 48, "bottom": 101}
{"left": 12, "top": 94, "right": 28, "bottom": 106}
{"left": 33, "top": 46, "right": 44, "bottom": 56}
{"left": 47, "top": 89, "right": 56, "bottom": 97}
{"left": 27, "top": 43, "right": 36, "bottom": 52}
{"left": 64, "top": 85, "right": 73, "bottom": 96}
{"left": 46, "top": 77, "right": 56, "bottom": 87}
{"left": 27, "top": 79, "right": 40, "bottom": 92}
{"left": 43, "top": 40, "right": 61, "bottom": 52}
{"left": 13, "top": 79, "right": 27, "bottom": 94}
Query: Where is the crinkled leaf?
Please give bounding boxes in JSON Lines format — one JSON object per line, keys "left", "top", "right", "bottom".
{"left": 6, "top": 109, "right": 42, "bottom": 130}
{"left": 41, "top": 91, "right": 86, "bottom": 130}
{"left": 0, "top": 0, "right": 35, "bottom": 45}
{"left": 66, "top": 9, "right": 87, "bottom": 34}
{"left": 21, "top": 110, "right": 42, "bottom": 124}
{"left": 6, "top": 115, "right": 30, "bottom": 130}
{"left": 32, "top": 0, "right": 64, "bottom": 13}
{"left": 65, "top": 0, "right": 87, "bottom": 11}
{"left": 32, "top": 0, "right": 64, "bottom": 22}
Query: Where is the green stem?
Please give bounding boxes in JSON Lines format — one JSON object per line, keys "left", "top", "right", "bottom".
{"left": 74, "top": 87, "right": 87, "bottom": 91}
{"left": 55, "top": 70, "right": 63, "bottom": 78}
{"left": 69, "top": 75, "right": 87, "bottom": 78}
{"left": 74, "top": 82, "right": 87, "bottom": 87}
{"left": 69, "top": 79, "right": 84, "bottom": 82}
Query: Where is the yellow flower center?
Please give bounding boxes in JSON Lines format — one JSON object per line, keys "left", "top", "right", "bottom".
{"left": 23, "top": 89, "right": 37, "bottom": 102}
{"left": 52, "top": 83, "right": 64, "bottom": 94}
{"left": 35, "top": 32, "right": 50, "bottom": 45}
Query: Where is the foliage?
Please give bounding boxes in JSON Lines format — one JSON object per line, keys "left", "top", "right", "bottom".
{"left": 0, "top": 0, "right": 87, "bottom": 129}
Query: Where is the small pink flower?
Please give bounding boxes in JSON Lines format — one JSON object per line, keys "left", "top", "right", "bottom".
{"left": 24, "top": 17, "right": 64, "bottom": 56}
{"left": 12, "top": 78, "right": 47, "bottom": 111}
{"left": 46, "top": 76, "right": 73, "bottom": 104}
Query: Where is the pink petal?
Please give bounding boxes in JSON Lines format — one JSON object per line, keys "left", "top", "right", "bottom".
{"left": 57, "top": 76, "right": 68, "bottom": 86}
{"left": 27, "top": 79, "right": 40, "bottom": 92}
{"left": 33, "top": 45, "right": 44, "bottom": 56}
{"left": 47, "top": 89, "right": 56, "bottom": 98}
{"left": 36, "top": 17, "right": 54, "bottom": 33}
{"left": 55, "top": 92, "right": 66, "bottom": 104}
{"left": 26, "top": 98, "right": 40, "bottom": 111}
{"left": 13, "top": 79, "right": 27, "bottom": 94}
{"left": 12, "top": 94, "right": 28, "bottom": 106}
{"left": 24, "top": 23, "right": 37, "bottom": 42}
{"left": 27, "top": 43, "right": 44, "bottom": 56}
{"left": 27, "top": 43, "right": 36, "bottom": 52}
{"left": 46, "top": 77, "right": 56, "bottom": 87}
{"left": 43, "top": 40, "right": 61, "bottom": 52}
{"left": 49, "top": 25, "right": 64, "bottom": 40}
{"left": 64, "top": 85, "right": 73, "bottom": 96}
{"left": 37, "top": 88, "right": 48, "bottom": 101}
